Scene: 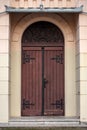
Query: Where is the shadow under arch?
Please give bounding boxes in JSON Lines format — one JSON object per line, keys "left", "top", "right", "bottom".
{"left": 12, "top": 13, "right": 74, "bottom": 43}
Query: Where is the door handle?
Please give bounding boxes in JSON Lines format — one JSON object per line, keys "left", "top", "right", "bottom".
{"left": 44, "top": 78, "right": 48, "bottom": 88}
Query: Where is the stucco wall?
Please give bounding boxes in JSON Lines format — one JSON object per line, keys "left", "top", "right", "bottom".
{"left": 10, "top": 13, "right": 76, "bottom": 117}
{"left": 0, "top": 0, "right": 10, "bottom": 123}
{"left": 78, "top": 14, "right": 87, "bottom": 122}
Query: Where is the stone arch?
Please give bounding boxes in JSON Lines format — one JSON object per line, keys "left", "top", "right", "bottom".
{"left": 12, "top": 13, "right": 74, "bottom": 42}
{"left": 10, "top": 13, "right": 76, "bottom": 117}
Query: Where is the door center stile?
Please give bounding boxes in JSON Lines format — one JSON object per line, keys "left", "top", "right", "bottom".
{"left": 42, "top": 47, "right": 45, "bottom": 115}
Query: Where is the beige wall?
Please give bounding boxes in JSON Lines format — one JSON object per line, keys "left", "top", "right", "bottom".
{"left": 10, "top": 13, "right": 76, "bottom": 117}
{"left": 9, "top": 0, "right": 87, "bottom": 12}
{"left": 0, "top": 0, "right": 10, "bottom": 123}
{"left": 76, "top": 15, "right": 80, "bottom": 118}
{"left": 78, "top": 14, "right": 87, "bottom": 122}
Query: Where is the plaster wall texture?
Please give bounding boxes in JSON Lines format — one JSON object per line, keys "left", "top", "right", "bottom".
{"left": 9, "top": 0, "right": 87, "bottom": 13}
{"left": 10, "top": 0, "right": 76, "bottom": 8}
{"left": 78, "top": 14, "right": 87, "bottom": 122}
{"left": 0, "top": 0, "right": 10, "bottom": 123}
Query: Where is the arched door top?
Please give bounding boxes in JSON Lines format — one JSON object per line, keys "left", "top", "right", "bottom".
{"left": 22, "top": 21, "right": 64, "bottom": 46}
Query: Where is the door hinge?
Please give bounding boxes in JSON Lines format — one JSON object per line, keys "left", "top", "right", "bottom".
{"left": 22, "top": 99, "right": 35, "bottom": 110}
{"left": 23, "top": 51, "right": 35, "bottom": 64}
{"left": 51, "top": 99, "right": 64, "bottom": 109}
{"left": 51, "top": 54, "right": 63, "bottom": 64}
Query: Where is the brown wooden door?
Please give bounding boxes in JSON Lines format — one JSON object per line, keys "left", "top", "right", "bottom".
{"left": 21, "top": 46, "right": 64, "bottom": 116}
{"left": 22, "top": 47, "right": 42, "bottom": 116}
{"left": 44, "top": 47, "right": 64, "bottom": 116}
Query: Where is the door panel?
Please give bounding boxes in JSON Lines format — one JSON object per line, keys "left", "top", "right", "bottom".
{"left": 22, "top": 47, "right": 42, "bottom": 116}
{"left": 44, "top": 47, "right": 64, "bottom": 115}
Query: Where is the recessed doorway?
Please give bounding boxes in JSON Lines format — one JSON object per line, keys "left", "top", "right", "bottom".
{"left": 21, "top": 21, "right": 64, "bottom": 116}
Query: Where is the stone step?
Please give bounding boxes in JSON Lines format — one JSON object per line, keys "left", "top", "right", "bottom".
{"left": 1, "top": 117, "right": 87, "bottom": 127}
{"left": 10, "top": 116, "right": 80, "bottom": 122}
{"left": 6, "top": 117, "right": 81, "bottom": 127}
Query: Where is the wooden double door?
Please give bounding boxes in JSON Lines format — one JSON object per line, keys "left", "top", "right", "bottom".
{"left": 21, "top": 46, "right": 64, "bottom": 116}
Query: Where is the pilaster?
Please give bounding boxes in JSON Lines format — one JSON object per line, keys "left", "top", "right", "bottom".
{"left": 78, "top": 14, "right": 87, "bottom": 122}
{"left": 0, "top": 0, "right": 10, "bottom": 123}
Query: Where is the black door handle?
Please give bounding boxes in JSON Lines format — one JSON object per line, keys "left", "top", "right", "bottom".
{"left": 44, "top": 78, "right": 48, "bottom": 88}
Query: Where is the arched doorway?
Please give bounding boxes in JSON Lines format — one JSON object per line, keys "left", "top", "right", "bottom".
{"left": 21, "top": 21, "right": 64, "bottom": 116}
